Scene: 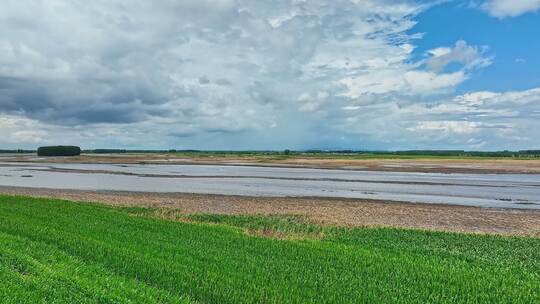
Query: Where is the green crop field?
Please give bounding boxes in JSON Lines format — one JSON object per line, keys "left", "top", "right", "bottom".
{"left": 0, "top": 195, "right": 539, "bottom": 303}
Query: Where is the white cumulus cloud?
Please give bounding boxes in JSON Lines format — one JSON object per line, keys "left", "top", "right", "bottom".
{"left": 0, "top": 0, "right": 536, "bottom": 150}
{"left": 482, "top": 0, "right": 540, "bottom": 18}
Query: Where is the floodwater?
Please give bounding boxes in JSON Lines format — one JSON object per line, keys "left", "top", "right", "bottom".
{"left": 1, "top": 162, "right": 540, "bottom": 209}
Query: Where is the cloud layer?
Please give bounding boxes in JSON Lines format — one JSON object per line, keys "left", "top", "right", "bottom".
{"left": 0, "top": 0, "right": 538, "bottom": 150}
{"left": 482, "top": 0, "right": 540, "bottom": 18}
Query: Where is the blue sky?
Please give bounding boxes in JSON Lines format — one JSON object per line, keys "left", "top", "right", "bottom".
{"left": 413, "top": 0, "right": 540, "bottom": 93}
{"left": 0, "top": 0, "right": 539, "bottom": 150}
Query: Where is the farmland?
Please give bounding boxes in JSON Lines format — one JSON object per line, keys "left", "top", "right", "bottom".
{"left": 1, "top": 194, "right": 539, "bottom": 303}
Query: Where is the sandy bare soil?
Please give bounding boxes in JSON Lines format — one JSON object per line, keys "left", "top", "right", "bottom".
{"left": 3, "top": 153, "right": 540, "bottom": 174}
{"left": 1, "top": 186, "right": 539, "bottom": 237}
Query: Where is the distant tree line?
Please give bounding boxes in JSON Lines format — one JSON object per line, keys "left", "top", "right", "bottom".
{"left": 300, "top": 150, "right": 540, "bottom": 158}
{"left": 84, "top": 149, "right": 128, "bottom": 154}
{"left": 81, "top": 149, "right": 540, "bottom": 158}
{"left": 0, "top": 149, "right": 36, "bottom": 154}
{"left": 3, "top": 148, "right": 540, "bottom": 158}
{"left": 37, "top": 146, "right": 81, "bottom": 156}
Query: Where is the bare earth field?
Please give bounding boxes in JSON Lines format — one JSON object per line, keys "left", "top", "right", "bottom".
{"left": 3, "top": 153, "right": 540, "bottom": 174}
{"left": 1, "top": 186, "right": 539, "bottom": 237}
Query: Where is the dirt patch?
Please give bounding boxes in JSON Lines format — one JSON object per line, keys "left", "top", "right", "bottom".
{"left": 1, "top": 186, "right": 539, "bottom": 237}
{"left": 242, "top": 228, "right": 323, "bottom": 240}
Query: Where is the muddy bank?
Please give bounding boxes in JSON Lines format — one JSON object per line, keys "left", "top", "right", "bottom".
{"left": 2, "top": 153, "right": 540, "bottom": 174}
{"left": 1, "top": 186, "right": 539, "bottom": 237}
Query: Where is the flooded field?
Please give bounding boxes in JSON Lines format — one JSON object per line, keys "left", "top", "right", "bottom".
{"left": 1, "top": 162, "right": 539, "bottom": 209}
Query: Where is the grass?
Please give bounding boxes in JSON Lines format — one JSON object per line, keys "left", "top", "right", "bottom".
{"left": 0, "top": 195, "right": 539, "bottom": 303}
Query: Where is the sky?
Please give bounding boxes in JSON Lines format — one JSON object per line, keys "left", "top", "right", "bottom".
{"left": 1, "top": 0, "right": 539, "bottom": 150}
